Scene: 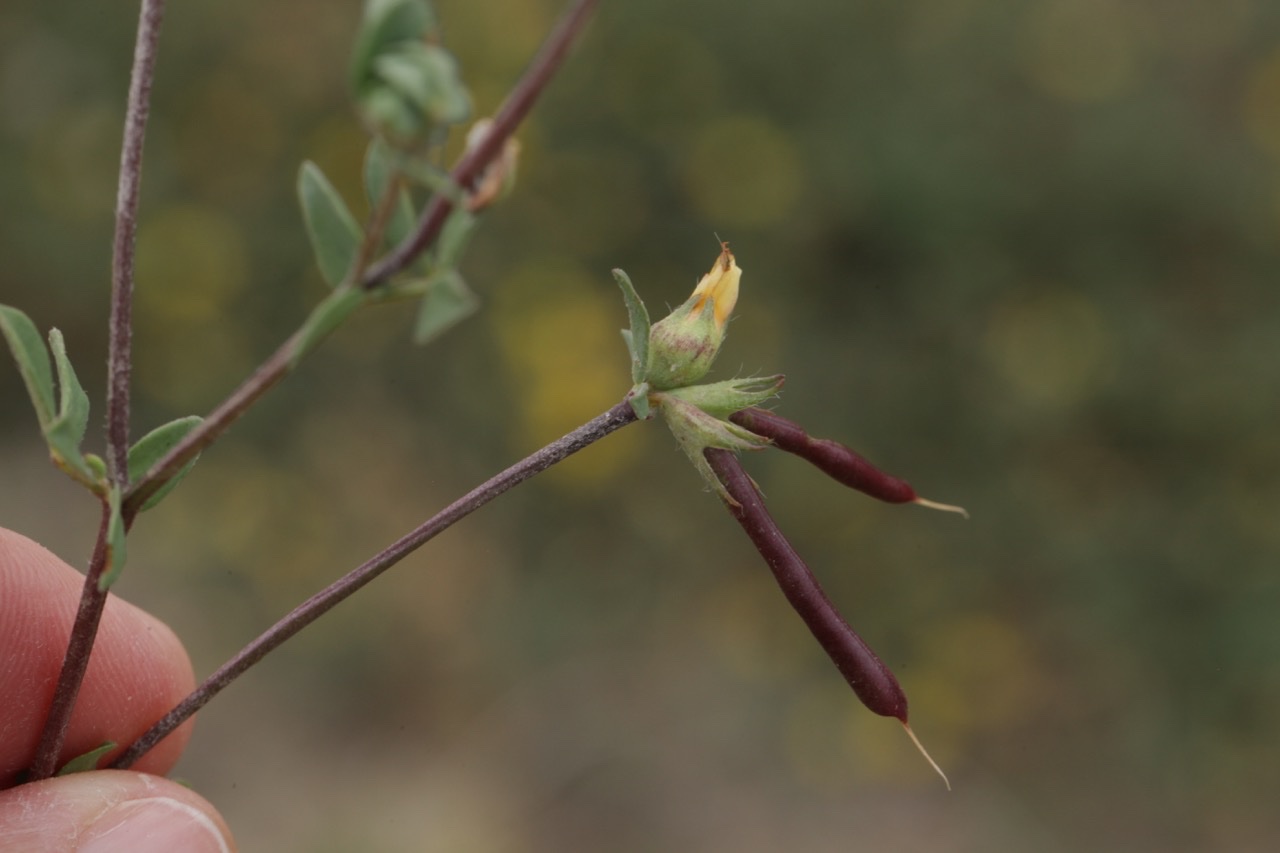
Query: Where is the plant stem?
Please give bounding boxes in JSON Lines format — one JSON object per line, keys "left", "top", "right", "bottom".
{"left": 124, "top": 0, "right": 601, "bottom": 515}
{"left": 107, "top": 0, "right": 165, "bottom": 481}
{"left": 25, "top": 0, "right": 168, "bottom": 784}
{"left": 351, "top": 172, "right": 406, "bottom": 284}
{"left": 111, "top": 400, "right": 638, "bottom": 770}
{"left": 24, "top": 506, "right": 114, "bottom": 781}
{"left": 360, "top": 0, "right": 600, "bottom": 288}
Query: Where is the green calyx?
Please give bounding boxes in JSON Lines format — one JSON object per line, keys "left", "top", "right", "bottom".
{"left": 653, "top": 377, "right": 784, "bottom": 503}
{"left": 611, "top": 257, "right": 782, "bottom": 500}
{"left": 645, "top": 299, "right": 724, "bottom": 391}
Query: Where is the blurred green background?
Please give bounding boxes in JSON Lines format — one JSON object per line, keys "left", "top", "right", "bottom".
{"left": 3, "top": 0, "right": 1279, "bottom": 850}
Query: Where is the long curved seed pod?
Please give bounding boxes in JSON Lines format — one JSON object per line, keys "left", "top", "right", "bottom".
{"left": 705, "top": 448, "right": 905, "bottom": 714}
{"left": 730, "top": 407, "right": 967, "bottom": 517}
{"left": 704, "top": 447, "right": 949, "bottom": 788}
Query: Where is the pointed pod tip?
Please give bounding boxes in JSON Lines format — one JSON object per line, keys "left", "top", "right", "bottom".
{"left": 913, "top": 497, "right": 969, "bottom": 519}
{"left": 901, "top": 721, "right": 950, "bottom": 791}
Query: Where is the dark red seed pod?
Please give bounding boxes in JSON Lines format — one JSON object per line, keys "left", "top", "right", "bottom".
{"left": 705, "top": 447, "right": 951, "bottom": 787}
{"left": 704, "top": 447, "right": 908, "bottom": 720}
{"left": 730, "top": 408, "right": 966, "bottom": 517}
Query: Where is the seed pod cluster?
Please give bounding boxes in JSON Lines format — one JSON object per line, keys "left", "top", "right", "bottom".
{"left": 704, "top": 445, "right": 951, "bottom": 788}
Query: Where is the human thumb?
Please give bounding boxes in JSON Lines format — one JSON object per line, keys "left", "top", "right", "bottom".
{"left": 0, "top": 770, "right": 235, "bottom": 853}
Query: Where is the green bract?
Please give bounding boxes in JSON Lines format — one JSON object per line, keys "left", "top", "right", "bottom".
{"left": 654, "top": 381, "right": 782, "bottom": 503}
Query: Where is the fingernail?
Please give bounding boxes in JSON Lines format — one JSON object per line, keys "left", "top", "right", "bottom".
{"left": 79, "top": 796, "right": 232, "bottom": 853}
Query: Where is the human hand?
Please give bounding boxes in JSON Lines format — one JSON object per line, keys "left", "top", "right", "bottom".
{"left": 0, "top": 527, "right": 235, "bottom": 852}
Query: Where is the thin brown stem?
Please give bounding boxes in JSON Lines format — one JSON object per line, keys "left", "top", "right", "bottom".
{"left": 124, "top": 0, "right": 601, "bottom": 515}
{"left": 351, "top": 172, "right": 405, "bottom": 285}
{"left": 26, "top": 0, "right": 168, "bottom": 784}
{"left": 24, "top": 505, "right": 113, "bottom": 781}
{"left": 111, "top": 400, "right": 637, "bottom": 769}
{"left": 106, "top": 0, "right": 165, "bottom": 481}
{"left": 361, "top": 0, "right": 600, "bottom": 288}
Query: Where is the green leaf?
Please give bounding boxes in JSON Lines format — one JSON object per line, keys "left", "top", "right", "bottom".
{"left": 435, "top": 207, "right": 477, "bottom": 270}
{"left": 56, "top": 741, "right": 116, "bottom": 776}
{"left": 350, "top": 0, "right": 436, "bottom": 92}
{"left": 612, "top": 268, "right": 651, "bottom": 385}
{"left": 47, "top": 330, "right": 89, "bottom": 446}
{"left": 0, "top": 304, "right": 56, "bottom": 427}
{"left": 413, "top": 272, "right": 479, "bottom": 344}
{"left": 44, "top": 328, "right": 96, "bottom": 484}
{"left": 355, "top": 87, "right": 424, "bottom": 145}
{"left": 291, "top": 286, "right": 370, "bottom": 367}
{"left": 99, "top": 485, "right": 127, "bottom": 591}
{"left": 128, "top": 415, "right": 203, "bottom": 512}
{"left": 363, "top": 140, "right": 417, "bottom": 247}
{"left": 352, "top": 1, "right": 470, "bottom": 145}
{"left": 372, "top": 44, "right": 471, "bottom": 127}
{"left": 298, "top": 161, "right": 364, "bottom": 288}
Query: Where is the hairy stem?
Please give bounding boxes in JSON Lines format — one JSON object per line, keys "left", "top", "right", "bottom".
{"left": 111, "top": 400, "right": 637, "bottom": 769}
{"left": 107, "top": 0, "right": 165, "bottom": 481}
{"left": 26, "top": 0, "right": 168, "bottom": 784}
{"left": 124, "top": 0, "right": 601, "bottom": 515}
{"left": 25, "top": 506, "right": 114, "bottom": 781}
{"left": 360, "top": 0, "right": 599, "bottom": 288}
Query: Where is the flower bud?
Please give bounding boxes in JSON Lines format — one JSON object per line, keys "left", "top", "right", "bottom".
{"left": 646, "top": 244, "right": 741, "bottom": 390}
{"left": 463, "top": 119, "right": 521, "bottom": 213}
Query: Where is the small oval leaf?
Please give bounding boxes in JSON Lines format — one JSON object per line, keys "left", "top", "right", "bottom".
{"left": 47, "top": 329, "right": 90, "bottom": 447}
{"left": 298, "top": 161, "right": 364, "bottom": 288}
{"left": 435, "top": 207, "right": 477, "bottom": 271}
{"left": 128, "top": 415, "right": 204, "bottom": 512}
{"left": 350, "top": 0, "right": 436, "bottom": 92}
{"left": 56, "top": 741, "right": 117, "bottom": 776}
{"left": 413, "top": 272, "right": 479, "bottom": 345}
{"left": 44, "top": 328, "right": 96, "bottom": 485}
{"left": 0, "top": 304, "right": 56, "bottom": 428}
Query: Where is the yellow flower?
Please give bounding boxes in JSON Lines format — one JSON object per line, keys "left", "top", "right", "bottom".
{"left": 689, "top": 243, "right": 741, "bottom": 332}
{"left": 646, "top": 243, "right": 742, "bottom": 390}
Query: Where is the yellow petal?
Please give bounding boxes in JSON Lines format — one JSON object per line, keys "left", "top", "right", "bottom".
{"left": 691, "top": 243, "right": 741, "bottom": 330}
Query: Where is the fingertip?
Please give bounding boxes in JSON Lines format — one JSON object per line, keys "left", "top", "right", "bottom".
{"left": 0, "top": 528, "right": 197, "bottom": 785}
{"left": 0, "top": 770, "right": 235, "bottom": 853}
